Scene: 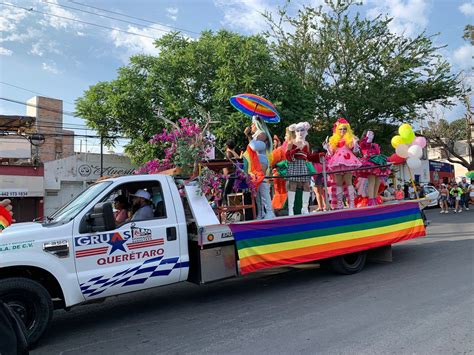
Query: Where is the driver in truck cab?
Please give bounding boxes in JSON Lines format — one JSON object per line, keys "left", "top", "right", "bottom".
{"left": 130, "top": 189, "right": 154, "bottom": 221}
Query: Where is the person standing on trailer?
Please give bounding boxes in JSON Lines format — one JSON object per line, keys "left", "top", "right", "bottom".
{"left": 243, "top": 115, "right": 275, "bottom": 219}
{"left": 324, "top": 118, "right": 362, "bottom": 209}
{"left": 285, "top": 122, "right": 323, "bottom": 215}
{"left": 355, "top": 130, "right": 391, "bottom": 206}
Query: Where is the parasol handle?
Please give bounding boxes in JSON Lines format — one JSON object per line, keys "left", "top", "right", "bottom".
{"left": 252, "top": 103, "right": 260, "bottom": 117}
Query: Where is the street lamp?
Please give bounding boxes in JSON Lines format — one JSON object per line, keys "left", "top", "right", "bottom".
{"left": 28, "top": 133, "right": 45, "bottom": 147}
{"left": 27, "top": 133, "right": 45, "bottom": 166}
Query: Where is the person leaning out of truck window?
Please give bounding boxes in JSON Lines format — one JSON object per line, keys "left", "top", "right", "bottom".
{"left": 130, "top": 189, "right": 154, "bottom": 221}
{"left": 113, "top": 195, "right": 129, "bottom": 224}
{"left": 450, "top": 183, "right": 463, "bottom": 213}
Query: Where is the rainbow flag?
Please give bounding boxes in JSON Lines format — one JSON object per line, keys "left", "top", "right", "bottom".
{"left": 229, "top": 202, "right": 426, "bottom": 275}
{"left": 0, "top": 205, "right": 13, "bottom": 232}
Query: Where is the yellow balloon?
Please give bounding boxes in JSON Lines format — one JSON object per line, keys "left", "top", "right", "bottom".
{"left": 391, "top": 135, "right": 403, "bottom": 149}
{"left": 398, "top": 123, "right": 413, "bottom": 136}
{"left": 401, "top": 130, "right": 415, "bottom": 144}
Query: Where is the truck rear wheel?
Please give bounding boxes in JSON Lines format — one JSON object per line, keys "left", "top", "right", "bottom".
{"left": 0, "top": 277, "right": 53, "bottom": 347}
{"left": 327, "top": 251, "right": 367, "bottom": 275}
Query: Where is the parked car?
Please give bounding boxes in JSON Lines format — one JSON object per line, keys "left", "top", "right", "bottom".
{"left": 423, "top": 185, "right": 440, "bottom": 207}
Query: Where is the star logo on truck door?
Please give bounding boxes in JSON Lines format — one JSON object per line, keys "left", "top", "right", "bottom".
{"left": 107, "top": 232, "right": 128, "bottom": 254}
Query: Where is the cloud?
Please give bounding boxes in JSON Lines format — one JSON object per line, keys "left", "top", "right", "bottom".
{"left": 214, "top": 0, "right": 276, "bottom": 34}
{"left": 0, "top": 46, "right": 13, "bottom": 56}
{"left": 0, "top": 27, "right": 39, "bottom": 44}
{"left": 366, "top": 0, "right": 430, "bottom": 37}
{"left": 0, "top": 5, "right": 38, "bottom": 44}
{"left": 29, "top": 40, "right": 62, "bottom": 57}
{"left": 109, "top": 25, "right": 163, "bottom": 62}
{"left": 0, "top": 6, "right": 28, "bottom": 33}
{"left": 452, "top": 44, "right": 474, "bottom": 71}
{"left": 42, "top": 61, "right": 62, "bottom": 74}
{"left": 459, "top": 2, "right": 474, "bottom": 15}
{"left": 166, "top": 7, "right": 179, "bottom": 21}
{"left": 39, "top": 0, "right": 84, "bottom": 30}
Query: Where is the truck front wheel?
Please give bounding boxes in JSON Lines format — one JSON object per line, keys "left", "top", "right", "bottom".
{"left": 0, "top": 277, "right": 53, "bottom": 347}
{"left": 327, "top": 251, "right": 367, "bottom": 275}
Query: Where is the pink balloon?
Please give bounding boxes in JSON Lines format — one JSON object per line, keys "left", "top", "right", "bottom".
{"left": 413, "top": 136, "right": 426, "bottom": 148}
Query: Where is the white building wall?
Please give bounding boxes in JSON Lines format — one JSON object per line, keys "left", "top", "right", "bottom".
{"left": 43, "top": 153, "right": 136, "bottom": 216}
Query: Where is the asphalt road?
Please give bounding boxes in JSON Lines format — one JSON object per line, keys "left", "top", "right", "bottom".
{"left": 34, "top": 208, "right": 474, "bottom": 355}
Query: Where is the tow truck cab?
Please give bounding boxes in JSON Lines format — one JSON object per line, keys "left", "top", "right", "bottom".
{"left": 0, "top": 174, "right": 237, "bottom": 346}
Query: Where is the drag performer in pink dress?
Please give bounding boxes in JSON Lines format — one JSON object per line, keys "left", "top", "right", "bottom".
{"left": 325, "top": 118, "right": 361, "bottom": 209}
{"left": 356, "top": 130, "right": 391, "bottom": 206}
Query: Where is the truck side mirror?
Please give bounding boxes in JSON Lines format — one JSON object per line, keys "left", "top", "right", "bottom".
{"left": 79, "top": 202, "right": 116, "bottom": 234}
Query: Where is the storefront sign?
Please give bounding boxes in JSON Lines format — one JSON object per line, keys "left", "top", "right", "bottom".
{"left": 77, "top": 164, "right": 135, "bottom": 177}
{"left": 429, "top": 160, "right": 454, "bottom": 173}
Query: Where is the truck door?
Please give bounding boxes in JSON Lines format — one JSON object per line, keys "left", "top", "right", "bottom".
{"left": 72, "top": 178, "right": 187, "bottom": 300}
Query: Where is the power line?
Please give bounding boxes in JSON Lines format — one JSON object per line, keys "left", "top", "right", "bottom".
{"left": 1, "top": 2, "right": 158, "bottom": 40}
{"left": 1, "top": 97, "right": 80, "bottom": 118}
{"left": 0, "top": 98, "right": 142, "bottom": 136}
{"left": 0, "top": 81, "right": 76, "bottom": 106}
{"left": 0, "top": 131, "right": 124, "bottom": 139}
{"left": 67, "top": 0, "right": 200, "bottom": 35}
{"left": 0, "top": 97, "right": 110, "bottom": 132}
{"left": 40, "top": 132, "right": 123, "bottom": 139}
{"left": 0, "top": 98, "right": 139, "bottom": 139}
{"left": 41, "top": 0, "right": 197, "bottom": 36}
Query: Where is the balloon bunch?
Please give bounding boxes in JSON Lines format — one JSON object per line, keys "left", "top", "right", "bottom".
{"left": 389, "top": 124, "right": 426, "bottom": 169}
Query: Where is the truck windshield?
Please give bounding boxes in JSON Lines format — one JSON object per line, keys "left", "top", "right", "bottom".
{"left": 47, "top": 181, "right": 112, "bottom": 224}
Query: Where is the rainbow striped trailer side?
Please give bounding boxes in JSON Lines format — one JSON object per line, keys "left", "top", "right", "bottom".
{"left": 190, "top": 201, "right": 425, "bottom": 279}
{"left": 230, "top": 201, "right": 425, "bottom": 275}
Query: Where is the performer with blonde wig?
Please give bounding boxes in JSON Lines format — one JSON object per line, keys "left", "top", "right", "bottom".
{"left": 324, "top": 118, "right": 361, "bottom": 209}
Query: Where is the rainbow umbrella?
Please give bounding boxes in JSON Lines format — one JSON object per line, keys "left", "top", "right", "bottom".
{"left": 229, "top": 93, "right": 280, "bottom": 123}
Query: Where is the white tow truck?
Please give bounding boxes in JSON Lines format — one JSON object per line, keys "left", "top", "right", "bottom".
{"left": 0, "top": 174, "right": 426, "bottom": 346}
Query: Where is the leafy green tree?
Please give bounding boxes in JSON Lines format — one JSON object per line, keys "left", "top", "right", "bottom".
{"left": 265, "top": 0, "right": 462, "bottom": 148}
{"left": 76, "top": 31, "right": 282, "bottom": 163}
{"left": 463, "top": 24, "right": 473, "bottom": 45}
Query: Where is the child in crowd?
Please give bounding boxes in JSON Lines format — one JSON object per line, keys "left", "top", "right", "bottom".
{"left": 395, "top": 185, "right": 404, "bottom": 200}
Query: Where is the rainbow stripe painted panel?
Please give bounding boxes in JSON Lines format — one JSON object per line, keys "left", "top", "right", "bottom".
{"left": 229, "top": 202, "right": 426, "bottom": 275}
